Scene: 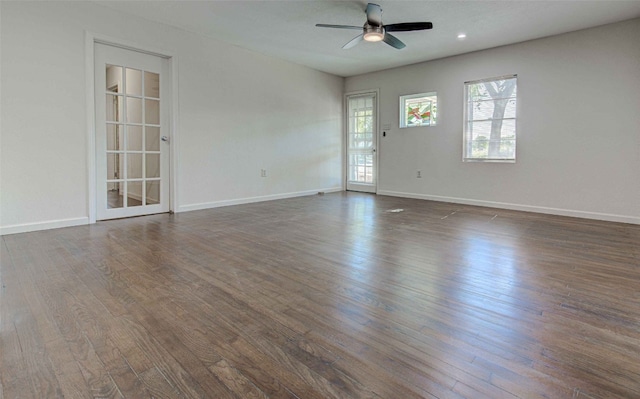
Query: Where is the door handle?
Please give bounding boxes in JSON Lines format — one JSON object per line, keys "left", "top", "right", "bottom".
{"left": 161, "top": 136, "right": 169, "bottom": 143}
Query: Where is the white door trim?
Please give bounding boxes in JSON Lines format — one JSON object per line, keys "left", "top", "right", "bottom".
{"left": 85, "top": 32, "right": 179, "bottom": 223}
{"left": 344, "top": 89, "right": 379, "bottom": 193}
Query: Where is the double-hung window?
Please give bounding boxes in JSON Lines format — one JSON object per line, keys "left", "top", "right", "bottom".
{"left": 464, "top": 75, "right": 517, "bottom": 162}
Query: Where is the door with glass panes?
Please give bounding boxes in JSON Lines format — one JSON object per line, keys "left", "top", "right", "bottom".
{"left": 346, "top": 93, "right": 377, "bottom": 193}
{"left": 95, "top": 43, "right": 170, "bottom": 220}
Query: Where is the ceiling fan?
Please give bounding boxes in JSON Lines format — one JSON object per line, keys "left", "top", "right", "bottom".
{"left": 316, "top": 3, "right": 433, "bottom": 50}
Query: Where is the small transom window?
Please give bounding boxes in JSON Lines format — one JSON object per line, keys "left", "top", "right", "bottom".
{"left": 400, "top": 92, "right": 438, "bottom": 128}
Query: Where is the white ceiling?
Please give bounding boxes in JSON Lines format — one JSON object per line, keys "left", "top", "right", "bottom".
{"left": 96, "top": 0, "right": 640, "bottom": 77}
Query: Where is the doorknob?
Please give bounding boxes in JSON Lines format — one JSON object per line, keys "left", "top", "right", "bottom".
{"left": 161, "top": 136, "right": 169, "bottom": 142}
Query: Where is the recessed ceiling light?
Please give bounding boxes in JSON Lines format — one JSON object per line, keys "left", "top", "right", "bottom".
{"left": 457, "top": 33, "right": 467, "bottom": 39}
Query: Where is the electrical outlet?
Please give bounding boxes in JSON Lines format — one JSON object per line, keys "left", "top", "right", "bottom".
{"left": 261, "top": 169, "right": 267, "bottom": 177}
{"left": 417, "top": 170, "right": 422, "bottom": 178}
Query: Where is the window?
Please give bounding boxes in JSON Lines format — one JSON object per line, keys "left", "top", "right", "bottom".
{"left": 464, "top": 75, "right": 517, "bottom": 162}
{"left": 400, "top": 92, "right": 437, "bottom": 128}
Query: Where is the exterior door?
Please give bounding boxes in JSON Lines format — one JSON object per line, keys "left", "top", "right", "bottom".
{"left": 95, "top": 43, "right": 170, "bottom": 220}
{"left": 346, "top": 93, "right": 377, "bottom": 193}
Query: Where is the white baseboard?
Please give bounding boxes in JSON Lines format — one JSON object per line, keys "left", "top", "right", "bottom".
{"left": 109, "top": 192, "right": 160, "bottom": 205}
{"left": 0, "top": 188, "right": 344, "bottom": 235}
{"left": 377, "top": 190, "right": 640, "bottom": 225}
{"left": 6, "top": 189, "right": 631, "bottom": 235}
{"left": 0, "top": 217, "right": 90, "bottom": 236}
{"left": 127, "top": 192, "right": 143, "bottom": 202}
{"left": 178, "top": 187, "right": 344, "bottom": 213}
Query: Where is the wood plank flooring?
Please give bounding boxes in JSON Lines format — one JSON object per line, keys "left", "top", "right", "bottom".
{"left": 1, "top": 192, "right": 639, "bottom": 398}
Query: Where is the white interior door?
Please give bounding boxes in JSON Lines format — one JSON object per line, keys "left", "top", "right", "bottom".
{"left": 346, "top": 92, "right": 377, "bottom": 193}
{"left": 95, "top": 43, "right": 170, "bottom": 220}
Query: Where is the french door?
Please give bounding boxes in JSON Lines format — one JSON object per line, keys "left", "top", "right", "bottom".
{"left": 94, "top": 43, "right": 170, "bottom": 220}
{"left": 346, "top": 92, "right": 377, "bottom": 193}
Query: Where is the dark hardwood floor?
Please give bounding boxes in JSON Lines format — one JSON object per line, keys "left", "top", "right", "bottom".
{"left": 2, "top": 192, "right": 639, "bottom": 398}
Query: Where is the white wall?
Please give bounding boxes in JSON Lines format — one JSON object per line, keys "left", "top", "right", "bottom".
{"left": 0, "top": 1, "right": 344, "bottom": 234}
{"left": 345, "top": 19, "right": 640, "bottom": 224}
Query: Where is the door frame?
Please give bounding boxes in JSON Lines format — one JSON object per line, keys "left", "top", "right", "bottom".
{"left": 85, "top": 32, "right": 179, "bottom": 223}
{"left": 344, "top": 89, "right": 379, "bottom": 193}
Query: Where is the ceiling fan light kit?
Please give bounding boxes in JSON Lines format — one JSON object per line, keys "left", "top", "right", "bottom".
{"left": 363, "top": 26, "right": 384, "bottom": 42}
{"left": 316, "top": 3, "right": 433, "bottom": 50}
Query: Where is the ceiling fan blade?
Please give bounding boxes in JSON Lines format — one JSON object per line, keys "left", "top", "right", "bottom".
{"left": 365, "top": 3, "right": 383, "bottom": 27}
{"left": 384, "top": 22, "right": 433, "bottom": 32}
{"left": 383, "top": 33, "right": 406, "bottom": 49}
{"left": 343, "top": 34, "right": 364, "bottom": 49}
{"left": 316, "top": 24, "right": 362, "bottom": 30}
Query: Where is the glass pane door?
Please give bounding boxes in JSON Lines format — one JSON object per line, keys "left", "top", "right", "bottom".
{"left": 104, "top": 66, "right": 161, "bottom": 209}
{"left": 346, "top": 93, "right": 377, "bottom": 193}
{"left": 95, "top": 43, "right": 169, "bottom": 220}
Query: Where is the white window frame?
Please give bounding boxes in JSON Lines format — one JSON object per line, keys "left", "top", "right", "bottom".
{"left": 399, "top": 92, "right": 438, "bottom": 128}
{"left": 463, "top": 75, "right": 517, "bottom": 163}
